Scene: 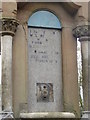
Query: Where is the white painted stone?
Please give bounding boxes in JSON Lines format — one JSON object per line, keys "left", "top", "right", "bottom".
{"left": 1, "top": 35, "right": 12, "bottom": 111}
{"left": 28, "top": 28, "right": 63, "bottom": 112}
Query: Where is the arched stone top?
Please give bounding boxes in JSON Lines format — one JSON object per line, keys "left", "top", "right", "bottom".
{"left": 17, "top": 2, "right": 81, "bottom": 28}
{"left": 61, "top": 2, "right": 80, "bottom": 15}
{"left": 28, "top": 11, "right": 61, "bottom": 29}
{"left": 18, "top": 2, "right": 80, "bottom": 15}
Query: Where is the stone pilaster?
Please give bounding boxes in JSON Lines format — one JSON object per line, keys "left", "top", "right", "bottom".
{"left": 62, "top": 26, "right": 79, "bottom": 117}
{"left": 0, "top": 18, "right": 19, "bottom": 112}
{"left": 73, "top": 24, "right": 90, "bottom": 116}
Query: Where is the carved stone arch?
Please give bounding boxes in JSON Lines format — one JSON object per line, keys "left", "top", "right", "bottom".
{"left": 61, "top": 2, "right": 81, "bottom": 15}
{"left": 17, "top": 2, "right": 81, "bottom": 15}
{"left": 17, "top": 2, "right": 81, "bottom": 28}
{"left": 17, "top": 4, "right": 63, "bottom": 27}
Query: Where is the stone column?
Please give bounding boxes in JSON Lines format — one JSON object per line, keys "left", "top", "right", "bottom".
{"left": 81, "top": 40, "right": 88, "bottom": 111}
{"left": 73, "top": 25, "right": 90, "bottom": 117}
{"left": 88, "top": 40, "right": 90, "bottom": 119}
{"left": 0, "top": 18, "right": 19, "bottom": 112}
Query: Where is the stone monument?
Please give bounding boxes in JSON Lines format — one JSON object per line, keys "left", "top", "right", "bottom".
{"left": 0, "top": 1, "right": 89, "bottom": 119}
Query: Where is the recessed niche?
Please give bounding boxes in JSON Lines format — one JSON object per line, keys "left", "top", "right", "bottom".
{"left": 36, "top": 83, "right": 54, "bottom": 102}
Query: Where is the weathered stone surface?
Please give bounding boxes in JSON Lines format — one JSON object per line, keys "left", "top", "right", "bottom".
{"left": 73, "top": 24, "right": 90, "bottom": 112}
{"left": 12, "top": 2, "right": 87, "bottom": 117}
{"left": 81, "top": 41, "right": 89, "bottom": 111}
{"left": 73, "top": 25, "right": 90, "bottom": 38}
{"left": 20, "top": 112, "right": 75, "bottom": 118}
{"left": 1, "top": 35, "right": 13, "bottom": 111}
{"left": 0, "top": 18, "right": 19, "bottom": 36}
{"left": 28, "top": 27, "right": 63, "bottom": 112}
{"left": 82, "top": 111, "right": 90, "bottom": 119}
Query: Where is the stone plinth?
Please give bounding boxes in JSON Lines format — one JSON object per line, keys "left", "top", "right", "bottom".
{"left": 20, "top": 112, "right": 75, "bottom": 119}
{"left": 82, "top": 111, "right": 90, "bottom": 119}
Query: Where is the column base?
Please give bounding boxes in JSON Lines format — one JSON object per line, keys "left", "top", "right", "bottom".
{"left": 82, "top": 111, "right": 90, "bottom": 118}
{"left": 20, "top": 112, "right": 75, "bottom": 119}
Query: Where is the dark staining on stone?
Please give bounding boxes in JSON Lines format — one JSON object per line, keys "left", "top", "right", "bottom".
{"left": 34, "top": 30, "right": 36, "bottom": 33}
{"left": 55, "top": 60, "right": 57, "bottom": 63}
{"left": 39, "top": 51, "right": 47, "bottom": 54}
{"left": 39, "top": 60, "right": 44, "bottom": 63}
{"left": 3, "top": 73, "right": 6, "bottom": 78}
{"left": 32, "top": 41, "right": 34, "bottom": 44}
{"left": 31, "top": 55, "right": 36, "bottom": 59}
{"left": 2, "top": 105, "right": 4, "bottom": 110}
{"left": 55, "top": 52, "right": 59, "bottom": 55}
{"left": 29, "top": 45, "right": 32, "bottom": 48}
{"left": 42, "top": 55, "right": 48, "bottom": 59}
{"left": 43, "top": 31, "right": 45, "bottom": 34}
{"left": 46, "top": 39, "right": 48, "bottom": 42}
{"left": 46, "top": 60, "right": 48, "bottom": 62}
{"left": 35, "top": 41, "right": 37, "bottom": 44}
{"left": 40, "top": 34, "right": 44, "bottom": 37}
{"left": 30, "top": 33, "right": 33, "bottom": 36}
{"left": 35, "top": 34, "right": 37, "bottom": 37}
{"left": 30, "top": 30, "right": 31, "bottom": 33}
{"left": 44, "top": 51, "right": 47, "bottom": 54}
{"left": 39, "top": 51, "right": 43, "bottom": 54}
{"left": 35, "top": 41, "right": 41, "bottom": 44}
{"left": 35, "top": 59, "right": 38, "bottom": 62}
{"left": 34, "top": 50, "right": 37, "bottom": 53}
{"left": 37, "top": 38, "right": 39, "bottom": 40}
{"left": 53, "top": 31, "right": 55, "bottom": 34}
{"left": 40, "top": 42, "right": 42, "bottom": 44}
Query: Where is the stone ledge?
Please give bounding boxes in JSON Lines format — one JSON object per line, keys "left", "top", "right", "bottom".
{"left": 20, "top": 112, "right": 75, "bottom": 119}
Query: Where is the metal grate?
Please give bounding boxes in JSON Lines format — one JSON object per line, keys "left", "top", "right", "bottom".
{"left": 0, "top": 110, "right": 15, "bottom": 119}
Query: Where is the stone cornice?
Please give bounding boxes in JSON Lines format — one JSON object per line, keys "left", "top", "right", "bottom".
{"left": 73, "top": 25, "right": 90, "bottom": 39}
{"left": 0, "top": 17, "right": 19, "bottom": 36}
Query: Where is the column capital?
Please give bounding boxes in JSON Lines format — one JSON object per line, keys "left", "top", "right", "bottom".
{"left": 0, "top": 17, "right": 19, "bottom": 36}
{"left": 73, "top": 25, "right": 90, "bottom": 41}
